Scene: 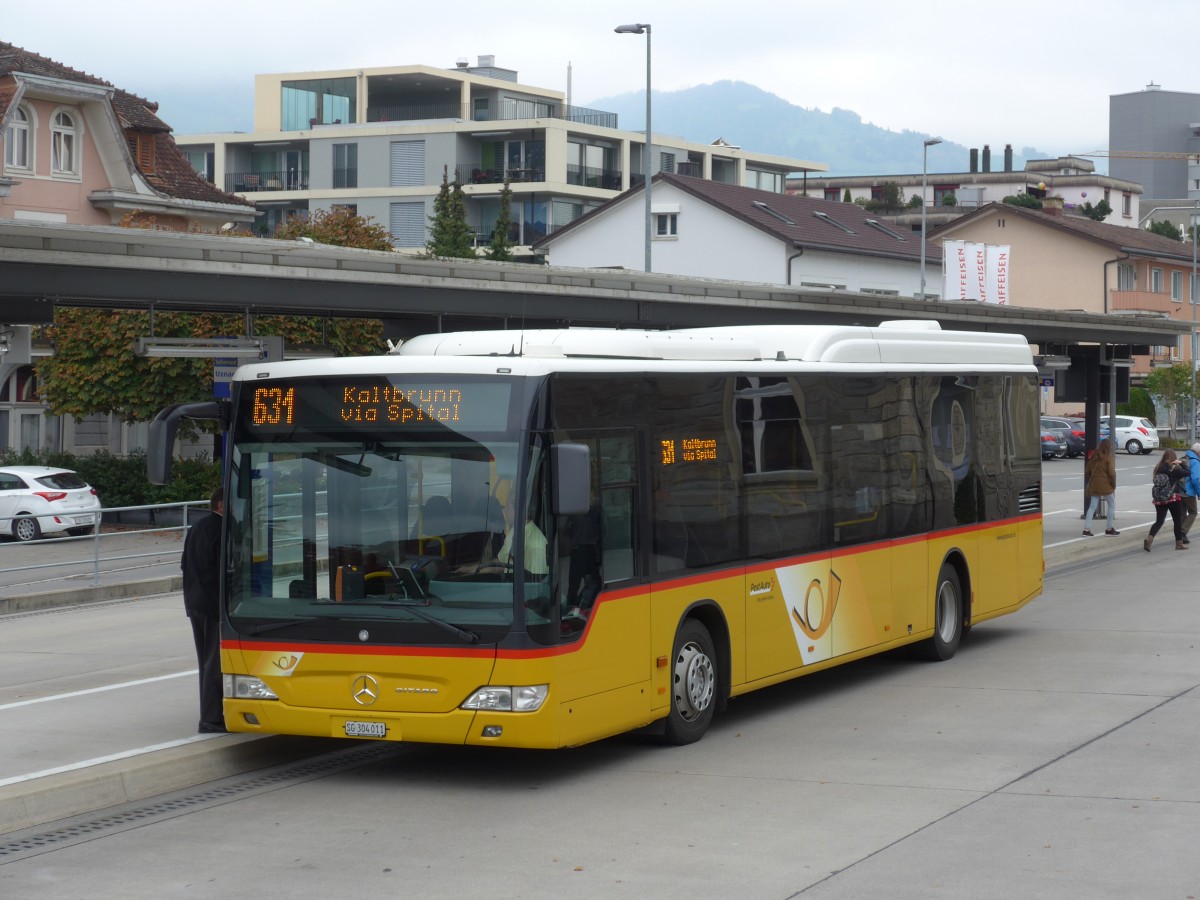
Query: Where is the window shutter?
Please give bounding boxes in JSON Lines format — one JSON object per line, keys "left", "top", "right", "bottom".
{"left": 389, "top": 201, "right": 426, "bottom": 248}
{"left": 389, "top": 140, "right": 426, "bottom": 186}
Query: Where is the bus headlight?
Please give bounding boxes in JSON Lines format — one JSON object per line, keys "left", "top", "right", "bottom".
{"left": 461, "top": 684, "right": 548, "bottom": 712}
{"left": 224, "top": 674, "right": 278, "bottom": 700}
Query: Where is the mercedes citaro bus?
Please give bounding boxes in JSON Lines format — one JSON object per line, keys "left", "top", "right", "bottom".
{"left": 149, "top": 321, "right": 1043, "bottom": 748}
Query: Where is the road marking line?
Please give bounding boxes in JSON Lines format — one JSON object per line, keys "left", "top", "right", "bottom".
{"left": 0, "top": 670, "right": 196, "bottom": 711}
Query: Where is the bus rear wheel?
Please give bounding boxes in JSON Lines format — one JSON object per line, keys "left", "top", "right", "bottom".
{"left": 917, "top": 564, "right": 963, "bottom": 661}
{"left": 662, "top": 619, "right": 717, "bottom": 745}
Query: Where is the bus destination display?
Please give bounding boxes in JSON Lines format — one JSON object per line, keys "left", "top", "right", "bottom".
{"left": 660, "top": 437, "right": 718, "bottom": 466}
{"left": 246, "top": 379, "right": 512, "bottom": 432}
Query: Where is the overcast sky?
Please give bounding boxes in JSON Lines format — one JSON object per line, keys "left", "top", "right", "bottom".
{"left": 5, "top": 0, "right": 1194, "bottom": 155}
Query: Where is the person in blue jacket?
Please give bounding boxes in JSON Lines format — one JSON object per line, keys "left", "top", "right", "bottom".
{"left": 1183, "top": 442, "right": 1200, "bottom": 543}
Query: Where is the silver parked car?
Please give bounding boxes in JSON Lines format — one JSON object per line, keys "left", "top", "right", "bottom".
{"left": 0, "top": 466, "right": 102, "bottom": 541}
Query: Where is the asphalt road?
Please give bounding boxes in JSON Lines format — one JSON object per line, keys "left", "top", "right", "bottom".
{"left": 1, "top": 525, "right": 1197, "bottom": 897}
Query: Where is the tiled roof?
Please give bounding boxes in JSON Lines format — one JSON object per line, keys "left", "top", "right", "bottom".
{"left": 538, "top": 172, "right": 939, "bottom": 262}
{"left": 0, "top": 40, "right": 251, "bottom": 209}
{"left": 935, "top": 202, "right": 1193, "bottom": 261}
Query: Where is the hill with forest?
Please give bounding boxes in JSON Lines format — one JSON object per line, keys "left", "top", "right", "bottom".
{"left": 587, "top": 80, "right": 1055, "bottom": 177}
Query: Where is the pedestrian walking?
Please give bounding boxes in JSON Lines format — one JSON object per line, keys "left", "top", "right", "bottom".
{"left": 1181, "top": 442, "right": 1200, "bottom": 542}
{"left": 1145, "top": 450, "right": 1189, "bottom": 552}
{"left": 181, "top": 487, "right": 226, "bottom": 733}
{"left": 1082, "top": 439, "right": 1118, "bottom": 536}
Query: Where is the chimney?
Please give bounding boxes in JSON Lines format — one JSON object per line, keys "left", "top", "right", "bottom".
{"left": 1042, "top": 196, "right": 1064, "bottom": 217}
{"left": 982, "top": 145, "right": 991, "bottom": 173}
{"left": 1004, "top": 144, "right": 1013, "bottom": 173}
{"left": 969, "top": 148, "right": 978, "bottom": 173}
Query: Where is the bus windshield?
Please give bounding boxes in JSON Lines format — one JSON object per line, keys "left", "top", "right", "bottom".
{"left": 224, "top": 375, "right": 548, "bottom": 645}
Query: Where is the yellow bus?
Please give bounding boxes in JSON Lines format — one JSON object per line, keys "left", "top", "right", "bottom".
{"left": 149, "top": 321, "right": 1043, "bottom": 748}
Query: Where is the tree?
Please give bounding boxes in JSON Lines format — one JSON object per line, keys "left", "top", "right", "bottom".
{"left": 425, "top": 165, "right": 475, "bottom": 258}
{"left": 486, "top": 179, "right": 515, "bottom": 261}
{"left": 1080, "top": 198, "right": 1112, "bottom": 222}
{"left": 842, "top": 187, "right": 852, "bottom": 203}
{"left": 1144, "top": 363, "right": 1195, "bottom": 435}
{"left": 1147, "top": 219, "right": 1184, "bottom": 242}
{"left": 274, "top": 206, "right": 392, "bottom": 250}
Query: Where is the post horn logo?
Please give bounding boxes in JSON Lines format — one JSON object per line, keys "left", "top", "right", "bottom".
{"left": 792, "top": 572, "right": 842, "bottom": 641}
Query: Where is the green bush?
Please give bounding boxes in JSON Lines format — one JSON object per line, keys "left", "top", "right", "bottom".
{"left": 1118, "top": 387, "right": 1155, "bottom": 422}
{"left": 0, "top": 448, "right": 219, "bottom": 509}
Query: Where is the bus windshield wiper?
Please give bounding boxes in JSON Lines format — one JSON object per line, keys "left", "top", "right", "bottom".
{"left": 350, "top": 599, "right": 480, "bottom": 644}
{"left": 240, "top": 616, "right": 321, "bottom": 636}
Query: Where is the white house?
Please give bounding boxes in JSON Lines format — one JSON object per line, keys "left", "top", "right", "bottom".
{"left": 534, "top": 173, "right": 943, "bottom": 298}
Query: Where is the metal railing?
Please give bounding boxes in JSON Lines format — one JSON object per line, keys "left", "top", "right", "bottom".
{"left": 0, "top": 500, "right": 207, "bottom": 591}
{"left": 456, "top": 164, "right": 546, "bottom": 185}
{"left": 367, "top": 100, "right": 617, "bottom": 128}
{"left": 225, "top": 170, "right": 310, "bottom": 193}
{"left": 566, "top": 165, "right": 623, "bottom": 190}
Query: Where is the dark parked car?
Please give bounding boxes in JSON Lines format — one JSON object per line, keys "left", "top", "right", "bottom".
{"left": 1040, "top": 429, "right": 1068, "bottom": 460}
{"left": 1040, "top": 416, "right": 1085, "bottom": 458}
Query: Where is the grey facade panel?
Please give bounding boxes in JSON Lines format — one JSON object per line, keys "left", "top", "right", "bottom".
{"left": 1109, "top": 88, "right": 1200, "bottom": 200}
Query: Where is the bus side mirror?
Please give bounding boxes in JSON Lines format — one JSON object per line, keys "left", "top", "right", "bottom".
{"left": 147, "top": 401, "right": 227, "bottom": 485}
{"left": 551, "top": 443, "right": 590, "bottom": 516}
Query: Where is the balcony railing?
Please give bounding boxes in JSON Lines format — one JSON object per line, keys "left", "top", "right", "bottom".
{"left": 226, "top": 170, "right": 309, "bottom": 193}
{"left": 1110, "top": 289, "right": 1182, "bottom": 315}
{"left": 368, "top": 100, "right": 616, "bottom": 128}
{"left": 456, "top": 164, "right": 546, "bottom": 185}
{"left": 333, "top": 167, "right": 358, "bottom": 189}
{"left": 566, "top": 164, "right": 623, "bottom": 190}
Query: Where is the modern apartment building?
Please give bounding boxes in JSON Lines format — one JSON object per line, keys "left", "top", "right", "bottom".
{"left": 176, "top": 56, "right": 824, "bottom": 252}
{"left": 1109, "top": 83, "right": 1200, "bottom": 203}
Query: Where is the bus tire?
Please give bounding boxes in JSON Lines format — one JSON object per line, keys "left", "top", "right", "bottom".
{"left": 917, "top": 564, "right": 963, "bottom": 661}
{"left": 662, "top": 619, "right": 718, "bottom": 745}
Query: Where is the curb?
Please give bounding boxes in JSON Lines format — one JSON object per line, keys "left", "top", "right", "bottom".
{"left": 0, "top": 734, "right": 337, "bottom": 835}
{"left": 2, "top": 576, "right": 182, "bottom": 613}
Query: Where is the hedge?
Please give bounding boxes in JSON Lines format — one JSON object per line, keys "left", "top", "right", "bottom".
{"left": 0, "top": 448, "right": 220, "bottom": 509}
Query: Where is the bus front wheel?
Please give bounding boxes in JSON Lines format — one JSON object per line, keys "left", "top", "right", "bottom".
{"left": 917, "top": 564, "right": 963, "bottom": 661}
{"left": 662, "top": 619, "right": 717, "bottom": 745}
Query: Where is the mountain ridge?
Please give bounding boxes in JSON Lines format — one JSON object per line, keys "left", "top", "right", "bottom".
{"left": 585, "top": 80, "right": 1056, "bottom": 177}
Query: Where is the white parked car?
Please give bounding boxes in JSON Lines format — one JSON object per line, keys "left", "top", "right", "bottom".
{"left": 1107, "top": 416, "right": 1160, "bottom": 455}
{"left": 0, "top": 466, "right": 102, "bottom": 542}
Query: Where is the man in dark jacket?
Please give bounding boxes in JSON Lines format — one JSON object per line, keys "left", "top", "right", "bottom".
{"left": 182, "top": 487, "right": 225, "bottom": 733}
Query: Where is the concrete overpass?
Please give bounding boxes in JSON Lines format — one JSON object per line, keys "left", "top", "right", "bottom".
{"left": 0, "top": 219, "right": 1189, "bottom": 353}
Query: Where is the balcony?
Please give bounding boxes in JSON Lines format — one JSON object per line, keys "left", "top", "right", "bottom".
{"left": 226, "top": 170, "right": 309, "bottom": 193}
{"left": 566, "top": 164, "right": 623, "bottom": 190}
{"left": 456, "top": 164, "right": 546, "bottom": 185}
{"left": 368, "top": 100, "right": 617, "bottom": 128}
{"left": 1110, "top": 289, "right": 1181, "bottom": 315}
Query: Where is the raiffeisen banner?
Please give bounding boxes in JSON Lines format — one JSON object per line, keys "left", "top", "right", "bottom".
{"left": 943, "top": 240, "right": 1010, "bottom": 304}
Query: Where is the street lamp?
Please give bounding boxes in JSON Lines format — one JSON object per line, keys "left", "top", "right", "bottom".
{"left": 1191, "top": 200, "right": 1199, "bottom": 444}
{"left": 919, "top": 137, "right": 942, "bottom": 299}
{"left": 615, "top": 22, "right": 652, "bottom": 273}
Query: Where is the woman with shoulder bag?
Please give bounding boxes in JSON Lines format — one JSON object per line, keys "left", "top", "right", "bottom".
{"left": 1082, "top": 439, "right": 1118, "bottom": 536}
{"left": 1145, "top": 449, "right": 1189, "bottom": 551}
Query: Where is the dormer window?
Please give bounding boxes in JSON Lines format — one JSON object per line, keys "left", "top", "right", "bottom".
{"left": 51, "top": 110, "right": 78, "bottom": 176}
{"left": 4, "top": 105, "right": 32, "bottom": 170}
{"left": 129, "top": 132, "right": 156, "bottom": 174}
